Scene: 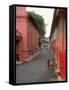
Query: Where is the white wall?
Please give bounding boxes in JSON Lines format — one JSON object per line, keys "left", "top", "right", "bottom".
{"left": 0, "top": 0, "right": 69, "bottom": 89}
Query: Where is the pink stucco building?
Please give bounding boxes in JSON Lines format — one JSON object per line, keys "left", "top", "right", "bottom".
{"left": 16, "top": 7, "right": 40, "bottom": 62}
{"left": 49, "top": 8, "right": 67, "bottom": 80}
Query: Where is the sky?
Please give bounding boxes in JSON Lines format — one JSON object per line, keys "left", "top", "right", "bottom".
{"left": 26, "top": 7, "right": 54, "bottom": 38}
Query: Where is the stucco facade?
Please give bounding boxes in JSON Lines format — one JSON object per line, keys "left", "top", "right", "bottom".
{"left": 49, "top": 9, "right": 67, "bottom": 80}
{"left": 16, "top": 7, "right": 40, "bottom": 62}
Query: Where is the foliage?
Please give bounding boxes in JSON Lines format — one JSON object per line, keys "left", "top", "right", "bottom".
{"left": 28, "top": 11, "right": 46, "bottom": 37}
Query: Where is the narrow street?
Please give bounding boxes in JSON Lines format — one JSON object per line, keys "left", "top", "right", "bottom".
{"left": 16, "top": 47, "right": 58, "bottom": 83}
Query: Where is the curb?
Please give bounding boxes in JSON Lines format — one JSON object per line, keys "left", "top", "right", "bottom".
{"left": 16, "top": 51, "right": 40, "bottom": 64}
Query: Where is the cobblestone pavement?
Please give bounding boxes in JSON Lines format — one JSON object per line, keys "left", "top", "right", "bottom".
{"left": 16, "top": 47, "right": 58, "bottom": 84}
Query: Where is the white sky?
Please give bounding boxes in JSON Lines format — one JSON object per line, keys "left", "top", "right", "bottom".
{"left": 26, "top": 7, "right": 54, "bottom": 38}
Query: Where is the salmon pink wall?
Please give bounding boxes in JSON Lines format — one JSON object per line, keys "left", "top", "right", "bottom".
{"left": 16, "top": 7, "right": 29, "bottom": 60}
{"left": 16, "top": 7, "right": 40, "bottom": 61}
{"left": 26, "top": 17, "right": 40, "bottom": 57}
{"left": 49, "top": 15, "right": 66, "bottom": 80}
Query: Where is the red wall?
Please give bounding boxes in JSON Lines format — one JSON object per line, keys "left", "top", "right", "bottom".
{"left": 49, "top": 16, "right": 66, "bottom": 80}
{"left": 16, "top": 7, "right": 40, "bottom": 62}
{"left": 27, "top": 18, "right": 40, "bottom": 55}
{"left": 16, "top": 7, "right": 28, "bottom": 61}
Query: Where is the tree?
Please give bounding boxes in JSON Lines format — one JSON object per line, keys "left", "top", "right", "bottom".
{"left": 28, "top": 11, "right": 46, "bottom": 38}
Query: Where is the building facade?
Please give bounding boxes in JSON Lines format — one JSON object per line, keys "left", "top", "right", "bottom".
{"left": 49, "top": 8, "right": 67, "bottom": 80}
{"left": 16, "top": 7, "right": 40, "bottom": 62}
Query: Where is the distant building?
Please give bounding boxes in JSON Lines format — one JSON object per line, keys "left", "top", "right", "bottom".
{"left": 49, "top": 8, "right": 67, "bottom": 80}
{"left": 16, "top": 7, "right": 40, "bottom": 62}
{"left": 45, "top": 37, "right": 49, "bottom": 42}
{"left": 45, "top": 37, "right": 49, "bottom": 48}
{"left": 40, "top": 37, "right": 49, "bottom": 49}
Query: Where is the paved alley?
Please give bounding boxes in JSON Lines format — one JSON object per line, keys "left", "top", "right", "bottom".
{"left": 16, "top": 47, "right": 58, "bottom": 84}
